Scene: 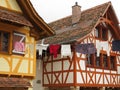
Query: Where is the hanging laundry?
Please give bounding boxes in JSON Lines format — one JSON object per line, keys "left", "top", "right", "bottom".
{"left": 49, "top": 44, "right": 60, "bottom": 58}
{"left": 61, "top": 44, "right": 72, "bottom": 58}
{"left": 87, "top": 43, "right": 96, "bottom": 54}
{"left": 96, "top": 40, "right": 101, "bottom": 57}
{"left": 101, "top": 41, "right": 110, "bottom": 56}
{"left": 96, "top": 41, "right": 110, "bottom": 56}
{"left": 75, "top": 43, "right": 96, "bottom": 54}
{"left": 36, "top": 44, "right": 49, "bottom": 56}
{"left": 112, "top": 40, "right": 120, "bottom": 51}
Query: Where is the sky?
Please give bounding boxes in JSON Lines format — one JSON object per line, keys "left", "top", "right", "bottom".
{"left": 30, "top": 0, "right": 120, "bottom": 23}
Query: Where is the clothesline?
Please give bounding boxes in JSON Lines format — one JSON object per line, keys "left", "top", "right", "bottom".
{"left": 36, "top": 43, "right": 96, "bottom": 58}
{"left": 36, "top": 40, "right": 120, "bottom": 59}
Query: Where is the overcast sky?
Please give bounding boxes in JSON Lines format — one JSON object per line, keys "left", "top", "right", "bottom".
{"left": 30, "top": 0, "right": 120, "bottom": 23}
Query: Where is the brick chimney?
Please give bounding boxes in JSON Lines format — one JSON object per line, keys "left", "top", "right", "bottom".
{"left": 72, "top": 2, "right": 81, "bottom": 24}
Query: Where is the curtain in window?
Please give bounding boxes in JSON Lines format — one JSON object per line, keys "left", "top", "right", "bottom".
{"left": 12, "top": 32, "right": 26, "bottom": 54}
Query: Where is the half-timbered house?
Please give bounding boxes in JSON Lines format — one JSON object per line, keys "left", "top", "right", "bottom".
{"left": 37, "top": 2, "right": 120, "bottom": 90}
{"left": 0, "top": 0, "right": 54, "bottom": 90}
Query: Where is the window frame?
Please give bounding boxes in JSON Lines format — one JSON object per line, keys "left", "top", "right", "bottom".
{"left": 95, "top": 53, "right": 101, "bottom": 67}
{"left": 86, "top": 52, "right": 117, "bottom": 70}
{"left": 110, "top": 55, "right": 117, "bottom": 70}
{"left": 0, "top": 23, "right": 28, "bottom": 55}
{"left": 102, "top": 53, "right": 109, "bottom": 69}
{"left": 95, "top": 24, "right": 108, "bottom": 41}
{"left": 87, "top": 54, "right": 95, "bottom": 66}
{"left": 0, "top": 30, "right": 26, "bottom": 55}
{"left": 12, "top": 32, "right": 26, "bottom": 55}
{"left": 0, "top": 30, "right": 11, "bottom": 54}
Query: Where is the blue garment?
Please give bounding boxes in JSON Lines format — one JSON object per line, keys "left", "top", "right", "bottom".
{"left": 75, "top": 43, "right": 96, "bottom": 54}
{"left": 112, "top": 40, "right": 120, "bottom": 51}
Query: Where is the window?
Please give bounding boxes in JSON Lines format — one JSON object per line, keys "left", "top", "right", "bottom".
{"left": 0, "top": 31, "right": 10, "bottom": 53}
{"left": 0, "top": 30, "right": 26, "bottom": 55}
{"left": 110, "top": 56, "right": 116, "bottom": 70}
{"left": 102, "top": 54, "right": 108, "bottom": 68}
{"left": 102, "top": 28, "right": 108, "bottom": 41}
{"left": 87, "top": 54, "right": 94, "bottom": 66}
{"left": 95, "top": 24, "right": 108, "bottom": 41}
{"left": 12, "top": 32, "right": 26, "bottom": 54}
{"left": 95, "top": 28, "right": 99, "bottom": 38}
{"left": 95, "top": 54, "right": 101, "bottom": 67}
{"left": 87, "top": 53, "right": 117, "bottom": 70}
{"left": 95, "top": 26, "right": 100, "bottom": 38}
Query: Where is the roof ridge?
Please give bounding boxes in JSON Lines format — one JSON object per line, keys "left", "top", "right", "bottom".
{"left": 48, "top": 15, "right": 71, "bottom": 24}
{"left": 81, "top": 1, "right": 111, "bottom": 13}
{"left": 49, "top": 1, "right": 111, "bottom": 24}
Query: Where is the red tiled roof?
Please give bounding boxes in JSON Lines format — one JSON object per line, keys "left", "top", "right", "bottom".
{"left": 0, "top": 77, "right": 31, "bottom": 87}
{"left": 43, "top": 2, "right": 111, "bottom": 44}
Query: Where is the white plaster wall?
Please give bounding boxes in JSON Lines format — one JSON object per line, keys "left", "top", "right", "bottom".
{"left": 77, "top": 72, "right": 86, "bottom": 83}
{"left": 77, "top": 60, "right": 86, "bottom": 70}
{"left": 33, "top": 60, "right": 45, "bottom": 90}
{"left": 104, "top": 75, "right": 110, "bottom": 84}
{"left": 118, "top": 66, "right": 120, "bottom": 74}
{"left": 53, "top": 61, "right": 62, "bottom": 71}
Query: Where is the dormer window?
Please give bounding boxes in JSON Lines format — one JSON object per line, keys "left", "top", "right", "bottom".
{"left": 95, "top": 24, "right": 108, "bottom": 41}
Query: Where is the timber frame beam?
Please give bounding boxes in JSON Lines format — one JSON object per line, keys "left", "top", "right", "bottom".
{"left": 99, "top": 17, "right": 120, "bottom": 39}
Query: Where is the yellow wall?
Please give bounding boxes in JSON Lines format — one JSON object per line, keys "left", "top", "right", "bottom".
{"left": 0, "top": 0, "right": 22, "bottom": 12}
{"left": 0, "top": 23, "right": 36, "bottom": 77}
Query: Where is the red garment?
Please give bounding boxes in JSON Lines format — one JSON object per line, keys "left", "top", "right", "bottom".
{"left": 49, "top": 44, "right": 60, "bottom": 58}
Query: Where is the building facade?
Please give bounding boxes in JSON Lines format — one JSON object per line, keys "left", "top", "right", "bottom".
{"left": 37, "top": 2, "right": 120, "bottom": 90}
{"left": 0, "top": 0, "right": 54, "bottom": 90}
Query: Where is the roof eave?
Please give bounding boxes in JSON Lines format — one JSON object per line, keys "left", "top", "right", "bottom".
{"left": 16, "top": 0, "right": 55, "bottom": 39}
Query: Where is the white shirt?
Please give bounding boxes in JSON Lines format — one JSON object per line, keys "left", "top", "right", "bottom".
{"left": 36, "top": 44, "right": 49, "bottom": 55}
{"left": 61, "top": 44, "right": 72, "bottom": 58}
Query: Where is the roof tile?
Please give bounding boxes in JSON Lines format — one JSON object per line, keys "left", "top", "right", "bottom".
{"left": 0, "top": 77, "right": 31, "bottom": 87}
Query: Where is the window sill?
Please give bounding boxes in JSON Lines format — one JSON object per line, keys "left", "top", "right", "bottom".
{"left": 86, "top": 65, "right": 117, "bottom": 71}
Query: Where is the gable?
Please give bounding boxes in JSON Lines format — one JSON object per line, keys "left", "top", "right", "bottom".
{"left": 43, "top": 2, "right": 120, "bottom": 44}
{"left": 93, "top": 4, "right": 120, "bottom": 40}
{"left": 0, "top": 0, "right": 55, "bottom": 40}
{"left": 43, "top": 2, "right": 110, "bottom": 44}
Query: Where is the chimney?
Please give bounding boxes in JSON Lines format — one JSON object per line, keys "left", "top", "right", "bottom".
{"left": 72, "top": 2, "right": 81, "bottom": 24}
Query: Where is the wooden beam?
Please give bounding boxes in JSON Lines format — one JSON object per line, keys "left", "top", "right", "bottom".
{"left": 100, "top": 17, "right": 120, "bottom": 39}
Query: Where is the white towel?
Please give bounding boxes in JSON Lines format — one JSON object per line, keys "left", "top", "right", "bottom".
{"left": 96, "top": 41, "right": 110, "bottom": 56}
{"left": 100, "top": 41, "right": 110, "bottom": 56}
{"left": 96, "top": 40, "right": 101, "bottom": 57}
{"left": 61, "top": 44, "right": 72, "bottom": 58}
{"left": 36, "top": 44, "right": 49, "bottom": 55}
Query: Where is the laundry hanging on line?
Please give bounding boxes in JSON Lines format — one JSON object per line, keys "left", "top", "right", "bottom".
{"left": 36, "top": 44, "right": 49, "bottom": 55}
{"left": 36, "top": 43, "right": 96, "bottom": 58}
{"left": 61, "top": 44, "right": 72, "bottom": 58}
{"left": 75, "top": 43, "right": 96, "bottom": 54}
{"left": 112, "top": 40, "right": 120, "bottom": 51}
{"left": 96, "top": 41, "right": 110, "bottom": 56}
{"left": 49, "top": 44, "right": 61, "bottom": 58}
{"left": 100, "top": 41, "right": 110, "bottom": 56}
